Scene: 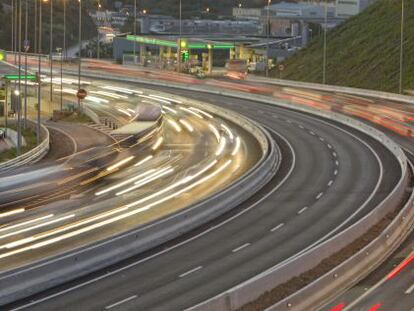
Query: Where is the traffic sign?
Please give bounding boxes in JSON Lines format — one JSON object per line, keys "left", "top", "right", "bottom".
{"left": 278, "top": 64, "right": 285, "bottom": 71}
{"left": 76, "top": 89, "right": 88, "bottom": 100}
{"left": 0, "top": 50, "right": 5, "bottom": 61}
{"left": 3, "top": 74, "right": 37, "bottom": 81}
{"left": 23, "top": 40, "right": 30, "bottom": 52}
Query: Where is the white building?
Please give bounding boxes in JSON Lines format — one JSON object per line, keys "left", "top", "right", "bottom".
{"left": 336, "top": 0, "right": 376, "bottom": 18}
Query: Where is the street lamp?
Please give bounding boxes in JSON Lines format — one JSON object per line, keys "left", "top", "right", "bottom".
{"left": 322, "top": 0, "right": 328, "bottom": 84}
{"left": 177, "top": 0, "right": 182, "bottom": 73}
{"left": 24, "top": 0, "right": 28, "bottom": 128}
{"left": 399, "top": 0, "right": 404, "bottom": 94}
{"left": 133, "top": 0, "right": 136, "bottom": 64}
{"left": 97, "top": 2, "right": 101, "bottom": 60}
{"left": 49, "top": 0, "right": 53, "bottom": 102}
{"left": 78, "top": 0, "right": 82, "bottom": 111}
{"left": 265, "top": 0, "right": 271, "bottom": 77}
{"left": 63, "top": 0, "right": 66, "bottom": 60}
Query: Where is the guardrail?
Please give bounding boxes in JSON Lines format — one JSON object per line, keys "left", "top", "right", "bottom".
{"left": 67, "top": 71, "right": 409, "bottom": 311}
{"left": 0, "top": 89, "right": 279, "bottom": 305}
{"left": 0, "top": 120, "right": 49, "bottom": 172}
{"left": 264, "top": 161, "right": 414, "bottom": 311}
{"left": 246, "top": 76, "right": 414, "bottom": 105}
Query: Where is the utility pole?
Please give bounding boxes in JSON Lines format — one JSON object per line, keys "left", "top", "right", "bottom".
{"left": 399, "top": 0, "right": 404, "bottom": 94}
{"left": 11, "top": 0, "right": 14, "bottom": 54}
{"left": 37, "top": 0, "right": 42, "bottom": 145}
{"left": 17, "top": 0, "right": 22, "bottom": 155}
{"left": 322, "top": 0, "right": 328, "bottom": 84}
{"left": 78, "top": 0, "right": 82, "bottom": 111}
{"left": 133, "top": 0, "right": 137, "bottom": 63}
{"left": 178, "top": 0, "right": 182, "bottom": 73}
{"left": 266, "top": 0, "right": 271, "bottom": 77}
{"left": 24, "top": 0, "right": 28, "bottom": 128}
{"left": 49, "top": 0, "right": 53, "bottom": 102}
{"left": 63, "top": 0, "right": 66, "bottom": 60}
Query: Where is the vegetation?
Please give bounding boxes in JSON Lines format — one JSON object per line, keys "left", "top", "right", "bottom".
{"left": 0, "top": 125, "right": 37, "bottom": 163}
{"left": 60, "top": 112, "right": 93, "bottom": 124}
{"left": 275, "top": 0, "right": 414, "bottom": 93}
{"left": 0, "top": 1, "right": 97, "bottom": 53}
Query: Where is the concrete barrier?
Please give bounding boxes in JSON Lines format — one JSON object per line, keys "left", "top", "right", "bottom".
{"left": 0, "top": 89, "right": 279, "bottom": 305}
{"left": 0, "top": 120, "right": 49, "bottom": 171}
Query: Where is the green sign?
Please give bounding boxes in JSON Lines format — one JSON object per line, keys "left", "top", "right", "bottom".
{"left": 181, "top": 50, "right": 189, "bottom": 62}
{"left": 126, "top": 35, "right": 235, "bottom": 50}
{"left": 3, "top": 74, "right": 37, "bottom": 81}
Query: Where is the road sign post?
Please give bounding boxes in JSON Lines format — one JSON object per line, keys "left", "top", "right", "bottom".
{"left": 278, "top": 64, "right": 285, "bottom": 79}
{"left": 76, "top": 89, "right": 87, "bottom": 112}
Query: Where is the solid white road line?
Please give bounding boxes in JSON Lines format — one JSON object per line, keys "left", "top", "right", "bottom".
{"left": 297, "top": 207, "right": 308, "bottom": 215}
{"left": 179, "top": 266, "right": 203, "bottom": 278}
{"left": 270, "top": 223, "right": 285, "bottom": 232}
{"left": 232, "top": 243, "right": 250, "bottom": 253}
{"left": 104, "top": 295, "right": 137, "bottom": 309}
{"left": 405, "top": 282, "right": 414, "bottom": 295}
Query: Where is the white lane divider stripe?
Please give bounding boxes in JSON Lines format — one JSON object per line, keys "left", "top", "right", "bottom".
{"left": 334, "top": 169, "right": 338, "bottom": 175}
{"left": 328, "top": 180, "right": 333, "bottom": 187}
{"left": 179, "top": 266, "right": 203, "bottom": 278}
{"left": 405, "top": 282, "right": 414, "bottom": 295}
{"left": 270, "top": 223, "right": 285, "bottom": 232}
{"left": 232, "top": 243, "right": 251, "bottom": 253}
{"left": 335, "top": 160, "right": 339, "bottom": 166}
{"left": 316, "top": 192, "right": 324, "bottom": 200}
{"left": 104, "top": 295, "right": 137, "bottom": 309}
{"left": 297, "top": 207, "right": 308, "bottom": 215}
{"left": 333, "top": 152, "right": 337, "bottom": 158}
{"left": 327, "top": 144, "right": 332, "bottom": 149}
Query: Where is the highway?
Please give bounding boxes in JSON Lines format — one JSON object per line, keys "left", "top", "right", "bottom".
{"left": 0, "top": 76, "right": 258, "bottom": 270}
{"left": 3, "top": 79, "right": 402, "bottom": 311}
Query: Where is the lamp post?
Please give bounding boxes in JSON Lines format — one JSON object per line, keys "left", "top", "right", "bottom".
{"left": 97, "top": 2, "right": 101, "bottom": 60}
{"left": 63, "top": 0, "right": 66, "bottom": 60}
{"left": 11, "top": 0, "right": 14, "bottom": 55}
{"left": 78, "top": 0, "right": 82, "bottom": 111}
{"left": 49, "top": 0, "right": 53, "bottom": 102}
{"left": 17, "top": 0, "right": 22, "bottom": 155}
{"left": 37, "top": 0, "right": 43, "bottom": 145}
{"left": 133, "top": 0, "right": 136, "bottom": 64}
{"left": 322, "top": 0, "right": 328, "bottom": 84}
{"left": 24, "top": 0, "right": 28, "bottom": 128}
{"left": 56, "top": 47, "right": 63, "bottom": 111}
{"left": 177, "top": 0, "right": 182, "bottom": 73}
{"left": 266, "top": 0, "right": 271, "bottom": 77}
{"left": 399, "top": 0, "right": 404, "bottom": 94}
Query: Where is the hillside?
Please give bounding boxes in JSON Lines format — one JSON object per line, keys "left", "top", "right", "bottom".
{"left": 276, "top": 0, "right": 414, "bottom": 93}
{"left": 0, "top": 2, "right": 97, "bottom": 53}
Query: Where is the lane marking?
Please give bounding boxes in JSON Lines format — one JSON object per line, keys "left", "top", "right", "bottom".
{"left": 333, "top": 152, "right": 337, "bottom": 158}
{"left": 316, "top": 192, "right": 323, "bottom": 200}
{"left": 334, "top": 169, "right": 338, "bottom": 175}
{"left": 309, "top": 131, "right": 315, "bottom": 135}
{"left": 297, "top": 206, "right": 308, "bottom": 215}
{"left": 298, "top": 125, "right": 304, "bottom": 129}
{"left": 232, "top": 243, "right": 251, "bottom": 253}
{"left": 319, "top": 137, "right": 325, "bottom": 142}
{"left": 405, "top": 282, "right": 414, "bottom": 295}
{"left": 179, "top": 266, "right": 202, "bottom": 278}
{"left": 104, "top": 295, "right": 137, "bottom": 310}
{"left": 270, "top": 223, "right": 284, "bottom": 232}
{"left": 335, "top": 160, "right": 339, "bottom": 166}
{"left": 328, "top": 180, "right": 333, "bottom": 187}
{"left": 327, "top": 144, "right": 332, "bottom": 149}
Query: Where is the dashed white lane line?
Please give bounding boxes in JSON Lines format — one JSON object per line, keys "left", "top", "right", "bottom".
{"left": 316, "top": 192, "right": 324, "bottom": 200}
{"left": 104, "top": 295, "right": 137, "bottom": 310}
{"left": 333, "top": 152, "right": 337, "bottom": 158}
{"left": 179, "top": 266, "right": 203, "bottom": 278}
{"left": 335, "top": 160, "right": 339, "bottom": 166}
{"left": 334, "top": 169, "right": 338, "bottom": 175}
{"left": 232, "top": 243, "right": 251, "bottom": 253}
{"left": 319, "top": 137, "right": 325, "bottom": 142}
{"left": 270, "top": 223, "right": 285, "bottom": 232}
{"left": 299, "top": 125, "right": 304, "bottom": 129}
{"left": 405, "top": 282, "right": 414, "bottom": 295}
{"left": 310, "top": 131, "right": 315, "bottom": 135}
{"left": 286, "top": 119, "right": 292, "bottom": 123}
{"left": 328, "top": 180, "right": 334, "bottom": 187}
{"left": 297, "top": 206, "right": 308, "bottom": 215}
{"left": 327, "top": 144, "right": 332, "bottom": 149}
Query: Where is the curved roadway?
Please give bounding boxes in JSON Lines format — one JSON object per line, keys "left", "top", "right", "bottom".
{"left": 4, "top": 82, "right": 402, "bottom": 311}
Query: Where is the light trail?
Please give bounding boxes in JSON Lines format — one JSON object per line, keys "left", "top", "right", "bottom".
{"left": 101, "top": 86, "right": 143, "bottom": 95}
{"left": 117, "top": 108, "right": 132, "bottom": 117}
{"left": 149, "top": 94, "right": 182, "bottom": 104}
{"left": 189, "top": 107, "right": 213, "bottom": 119}
{"left": 0, "top": 209, "right": 25, "bottom": 218}
{"left": 152, "top": 137, "right": 164, "bottom": 151}
{"left": 95, "top": 169, "right": 157, "bottom": 196}
{"left": 116, "top": 167, "right": 174, "bottom": 196}
{"left": 179, "top": 119, "right": 194, "bottom": 132}
{"left": 221, "top": 124, "right": 234, "bottom": 140}
{"left": 167, "top": 119, "right": 182, "bottom": 132}
{"left": 90, "top": 91, "right": 128, "bottom": 99}
{"left": 134, "top": 155, "right": 153, "bottom": 167}
{"left": 139, "top": 95, "right": 170, "bottom": 104}
{"left": 0, "top": 215, "right": 54, "bottom": 233}
{"left": 180, "top": 107, "right": 204, "bottom": 119}
{"left": 162, "top": 106, "right": 177, "bottom": 114}
{"left": 232, "top": 137, "right": 241, "bottom": 156}
{"left": 208, "top": 124, "right": 221, "bottom": 142}
{"left": 215, "top": 137, "right": 227, "bottom": 156}
{"left": 106, "top": 156, "right": 135, "bottom": 172}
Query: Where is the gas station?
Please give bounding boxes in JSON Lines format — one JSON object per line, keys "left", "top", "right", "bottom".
{"left": 123, "top": 35, "right": 237, "bottom": 74}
